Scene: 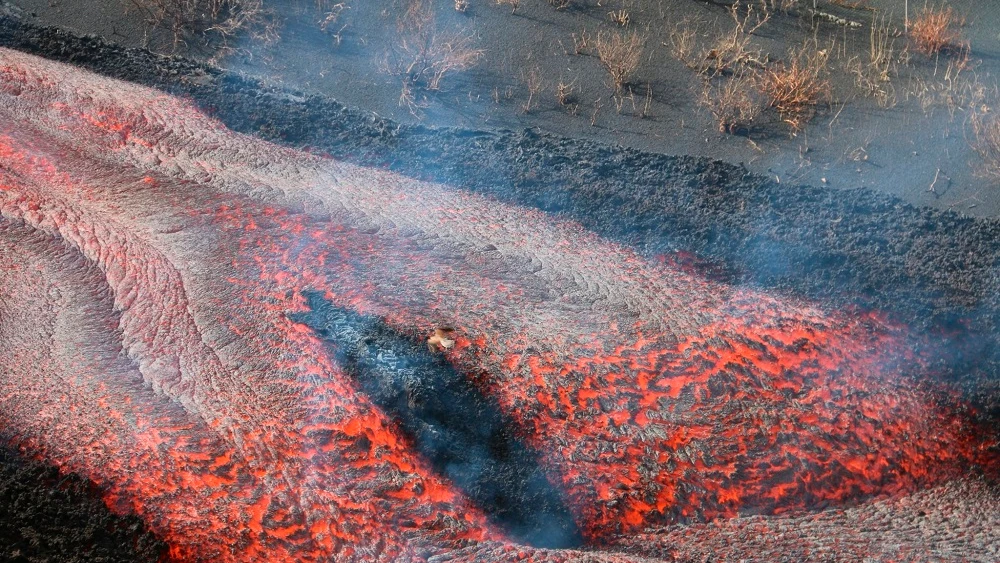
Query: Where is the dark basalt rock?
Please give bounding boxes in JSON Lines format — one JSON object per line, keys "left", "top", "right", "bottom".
{"left": 0, "top": 445, "right": 166, "bottom": 563}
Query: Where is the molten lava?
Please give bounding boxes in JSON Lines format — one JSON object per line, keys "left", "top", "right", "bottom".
{"left": 0, "top": 48, "right": 996, "bottom": 562}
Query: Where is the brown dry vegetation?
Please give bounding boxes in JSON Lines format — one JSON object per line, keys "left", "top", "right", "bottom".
{"left": 128, "top": 0, "right": 1000, "bottom": 193}
{"left": 385, "top": 2, "right": 483, "bottom": 92}
{"left": 668, "top": 20, "right": 699, "bottom": 69}
{"left": 757, "top": 44, "right": 830, "bottom": 131}
{"left": 699, "top": 5, "right": 770, "bottom": 78}
{"left": 496, "top": 0, "right": 520, "bottom": 15}
{"left": 318, "top": 2, "right": 349, "bottom": 46}
{"left": 909, "top": 5, "right": 963, "bottom": 55}
{"left": 594, "top": 30, "right": 644, "bottom": 93}
{"left": 556, "top": 78, "right": 579, "bottom": 107}
{"left": 126, "top": 0, "right": 278, "bottom": 48}
{"left": 521, "top": 66, "right": 545, "bottom": 113}
{"left": 848, "top": 12, "right": 899, "bottom": 108}
{"left": 699, "top": 69, "right": 763, "bottom": 134}
{"left": 684, "top": 6, "right": 829, "bottom": 134}
{"left": 761, "top": 0, "right": 799, "bottom": 12}
{"left": 608, "top": 9, "right": 631, "bottom": 27}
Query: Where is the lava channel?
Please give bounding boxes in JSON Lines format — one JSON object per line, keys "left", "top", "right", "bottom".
{"left": 0, "top": 48, "right": 997, "bottom": 562}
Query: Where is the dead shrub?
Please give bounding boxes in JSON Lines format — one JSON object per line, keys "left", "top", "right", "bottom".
{"left": 668, "top": 19, "right": 700, "bottom": 68}
{"left": 847, "top": 19, "right": 896, "bottom": 107}
{"left": 759, "top": 0, "right": 799, "bottom": 13}
{"left": 572, "top": 29, "right": 591, "bottom": 55}
{"left": 828, "top": 0, "right": 870, "bottom": 8}
{"left": 318, "top": 2, "right": 348, "bottom": 28}
{"left": 906, "top": 46, "right": 982, "bottom": 117}
{"left": 556, "top": 78, "right": 578, "bottom": 106}
{"left": 386, "top": 3, "right": 483, "bottom": 91}
{"left": 398, "top": 0, "right": 430, "bottom": 31}
{"left": 318, "top": 2, "right": 349, "bottom": 46}
{"left": 399, "top": 80, "right": 429, "bottom": 118}
{"left": 608, "top": 9, "right": 630, "bottom": 27}
{"left": 699, "top": 4, "right": 770, "bottom": 77}
{"left": 594, "top": 30, "right": 644, "bottom": 92}
{"left": 700, "top": 70, "right": 764, "bottom": 134}
{"left": 849, "top": 11, "right": 897, "bottom": 107}
{"left": 757, "top": 44, "right": 830, "bottom": 130}
{"left": 127, "top": 0, "right": 277, "bottom": 48}
{"left": 909, "top": 5, "right": 963, "bottom": 55}
{"left": 971, "top": 110, "right": 1000, "bottom": 183}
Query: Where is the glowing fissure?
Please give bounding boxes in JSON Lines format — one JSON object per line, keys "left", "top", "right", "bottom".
{"left": 0, "top": 49, "right": 995, "bottom": 562}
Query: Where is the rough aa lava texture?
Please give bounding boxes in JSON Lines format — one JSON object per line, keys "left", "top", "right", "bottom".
{"left": 0, "top": 445, "right": 166, "bottom": 562}
{"left": 0, "top": 48, "right": 998, "bottom": 562}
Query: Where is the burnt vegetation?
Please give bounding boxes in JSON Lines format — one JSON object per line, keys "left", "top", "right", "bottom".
{"left": 118, "top": 0, "right": 1000, "bottom": 188}
{"left": 126, "top": 0, "right": 279, "bottom": 50}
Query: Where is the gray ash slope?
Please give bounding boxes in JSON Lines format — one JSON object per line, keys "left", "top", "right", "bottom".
{"left": 0, "top": 9, "right": 999, "bottom": 561}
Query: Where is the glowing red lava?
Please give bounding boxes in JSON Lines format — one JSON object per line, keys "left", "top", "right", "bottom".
{"left": 0, "top": 49, "right": 996, "bottom": 562}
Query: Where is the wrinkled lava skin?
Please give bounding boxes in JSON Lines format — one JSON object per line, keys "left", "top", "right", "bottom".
{"left": 0, "top": 48, "right": 997, "bottom": 562}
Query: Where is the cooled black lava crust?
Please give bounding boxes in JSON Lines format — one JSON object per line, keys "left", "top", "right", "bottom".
{"left": 0, "top": 445, "right": 166, "bottom": 563}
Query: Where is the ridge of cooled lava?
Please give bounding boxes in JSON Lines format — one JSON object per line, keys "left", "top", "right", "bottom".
{"left": 0, "top": 48, "right": 997, "bottom": 562}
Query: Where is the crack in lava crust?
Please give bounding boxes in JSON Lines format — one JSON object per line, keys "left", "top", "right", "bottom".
{"left": 0, "top": 48, "right": 997, "bottom": 562}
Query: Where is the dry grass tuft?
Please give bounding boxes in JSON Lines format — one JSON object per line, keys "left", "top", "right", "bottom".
{"left": 318, "top": 2, "right": 349, "bottom": 46}
{"left": 909, "top": 5, "right": 963, "bottom": 55}
{"left": 971, "top": 109, "right": 1000, "bottom": 183}
{"left": 760, "top": 0, "right": 799, "bottom": 13}
{"left": 403, "top": 32, "right": 482, "bottom": 90}
{"left": 906, "top": 47, "right": 982, "bottom": 118}
{"left": 608, "top": 9, "right": 630, "bottom": 27}
{"left": 521, "top": 66, "right": 545, "bottom": 113}
{"left": 127, "top": 0, "right": 278, "bottom": 48}
{"left": 757, "top": 44, "right": 830, "bottom": 130}
{"left": 700, "top": 69, "right": 763, "bottom": 133}
{"left": 594, "top": 30, "right": 644, "bottom": 92}
{"left": 699, "top": 4, "right": 770, "bottom": 77}
{"left": 668, "top": 19, "right": 699, "bottom": 68}
{"left": 572, "top": 29, "right": 591, "bottom": 55}
{"left": 556, "top": 77, "right": 579, "bottom": 107}
{"left": 848, "top": 12, "right": 898, "bottom": 107}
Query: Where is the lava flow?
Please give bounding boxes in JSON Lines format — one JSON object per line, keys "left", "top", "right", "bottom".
{"left": 0, "top": 48, "right": 997, "bottom": 562}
